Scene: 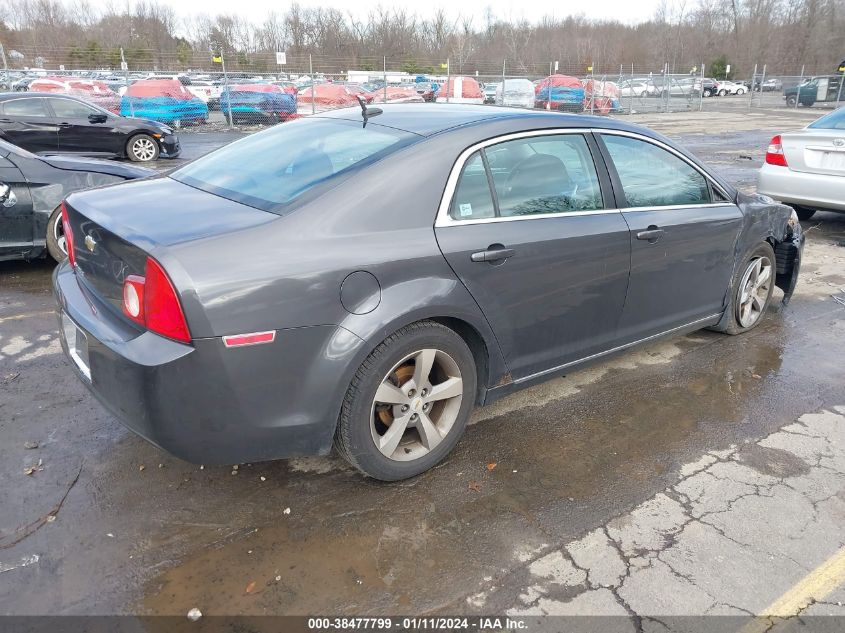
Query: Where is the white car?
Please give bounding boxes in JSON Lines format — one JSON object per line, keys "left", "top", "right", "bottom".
{"left": 618, "top": 80, "right": 653, "bottom": 98}
{"left": 495, "top": 78, "right": 535, "bottom": 108}
{"left": 757, "top": 107, "right": 845, "bottom": 220}
{"left": 716, "top": 80, "right": 747, "bottom": 96}
{"left": 188, "top": 80, "right": 222, "bottom": 104}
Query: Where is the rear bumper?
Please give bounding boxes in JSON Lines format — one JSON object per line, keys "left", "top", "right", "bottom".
{"left": 53, "top": 263, "right": 367, "bottom": 465}
{"left": 758, "top": 163, "right": 845, "bottom": 212}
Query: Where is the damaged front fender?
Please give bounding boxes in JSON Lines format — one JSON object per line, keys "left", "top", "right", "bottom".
{"left": 736, "top": 192, "right": 805, "bottom": 306}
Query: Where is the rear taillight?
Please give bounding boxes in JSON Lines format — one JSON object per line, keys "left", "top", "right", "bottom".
{"left": 765, "top": 135, "right": 788, "bottom": 167}
{"left": 60, "top": 202, "right": 76, "bottom": 268}
{"left": 121, "top": 257, "right": 191, "bottom": 343}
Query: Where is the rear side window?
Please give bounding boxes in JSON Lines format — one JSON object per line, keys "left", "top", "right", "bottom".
{"left": 2, "top": 98, "right": 49, "bottom": 117}
{"left": 602, "top": 135, "right": 711, "bottom": 207}
{"left": 808, "top": 108, "right": 845, "bottom": 130}
{"left": 450, "top": 152, "right": 495, "bottom": 220}
{"left": 172, "top": 118, "right": 418, "bottom": 213}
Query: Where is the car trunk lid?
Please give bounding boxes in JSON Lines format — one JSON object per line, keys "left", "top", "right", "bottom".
{"left": 63, "top": 177, "right": 277, "bottom": 318}
{"left": 781, "top": 130, "right": 845, "bottom": 177}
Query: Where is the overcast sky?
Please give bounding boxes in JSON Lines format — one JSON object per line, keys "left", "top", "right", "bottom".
{"left": 174, "top": 0, "right": 660, "bottom": 26}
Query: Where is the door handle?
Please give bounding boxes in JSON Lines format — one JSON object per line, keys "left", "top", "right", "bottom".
{"left": 57, "top": 122, "right": 72, "bottom": 128}
{"left": 471, "top": 246, "right": 515, "bottom": 263}
{"left": 636, "top": 227, "right": 665, "bottom": 243}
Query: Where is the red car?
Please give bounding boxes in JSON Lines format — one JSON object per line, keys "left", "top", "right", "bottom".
{"left": 28, "top": 77, "right": 121, "bottom": 114}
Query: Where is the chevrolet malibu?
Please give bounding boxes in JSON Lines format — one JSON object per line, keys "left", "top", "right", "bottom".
{"left": 55, "top": 105, "right": 804, "bottom": 480}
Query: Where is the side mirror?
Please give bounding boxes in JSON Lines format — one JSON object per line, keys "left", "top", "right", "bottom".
{"left": 88, "top": 113, "right": 108, "bottom": 124}
{"left": 0, "top": 182, "right": 17, "bottom": 208}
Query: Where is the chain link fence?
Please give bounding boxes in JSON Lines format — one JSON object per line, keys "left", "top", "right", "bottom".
{"left": 1, "top": 53, "right": 842, "bottom": 131}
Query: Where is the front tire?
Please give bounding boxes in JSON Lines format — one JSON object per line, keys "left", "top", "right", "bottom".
{"left": 711, "top": 242, "right": 776, "bottom": 336}
{"left": 46, "top": 206, "right": 67, "bottom": 262}
{"left": 786, "top": 95, "right": 797, "bottom": 107}
{"left": 335, "top": 321, "right": 477, "bottom": 481}
{"left": 126, "top": 134, "right": 160, "bottom": 162}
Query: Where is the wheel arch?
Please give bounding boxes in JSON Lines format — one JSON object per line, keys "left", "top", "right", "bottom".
{"left": 124, "top": 131, "right": 158, "bottom": 159}
{"left": 428, "top": 316, "right": 492, "bottom": 405}
{"left": 344, "top": 309, "right": 507, "bottom": 407}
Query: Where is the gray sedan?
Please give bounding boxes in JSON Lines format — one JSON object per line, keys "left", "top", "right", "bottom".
{"left": 54, "top": 105, "right": 804, "bottom": 480}
{"left": 757, "top": 107, "right": 845, "bottom": 219}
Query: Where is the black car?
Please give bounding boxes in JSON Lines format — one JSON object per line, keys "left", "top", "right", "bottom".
{"left": 0, "top": 93, "right": 181, "bottom": 162}
{"left": 0, "top": 137, "right": 152, "bottom": 261}
{"left": 54, "top": 105, "right": 803, "bottom": 480}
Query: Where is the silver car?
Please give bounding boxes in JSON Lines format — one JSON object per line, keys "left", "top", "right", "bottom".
{"left": 757, "top": 107, "right": 845, "bottom": 220}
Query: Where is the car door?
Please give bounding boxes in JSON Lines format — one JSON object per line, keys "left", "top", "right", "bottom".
{"left": 47, "top": 97, "right": 120, "bottom": 156}
{"left": 434, "top": 131, "right": 631, "bottom": 381}
{"left": 0, "top": 97, "right": 59, "bottom": 153}
{"left": 597, "top": 132, "right": 743, "bottom": 344}
{"left": 0, "top": 154, "right": 35, "bottom": 257}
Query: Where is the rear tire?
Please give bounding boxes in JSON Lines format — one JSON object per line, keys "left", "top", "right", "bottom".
{"left": 794, "top": 206, "right": 816, "bottom": 221}
{"left": 335, "top": 321, "right": 477, "bottom": 481}
{"left": 46, "top": 206, "right": 67, "bottom": 262}
{"left": 126, "top": 134, "right": 159, "bottom": 162}
{"left": 711, "top": 242, "right": 776, "bottom": 336}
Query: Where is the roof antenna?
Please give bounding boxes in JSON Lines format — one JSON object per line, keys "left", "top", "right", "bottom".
{"left": 357, "top": 95, "right": 369, "bottom": 126}
{"left": 356, "top": 95, "right": 382, "bottom": 127}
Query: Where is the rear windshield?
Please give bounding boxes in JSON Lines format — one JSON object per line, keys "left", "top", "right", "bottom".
{"left": 808, "top": 107, "right": 845, "bottom": 130}
{"left": 171, "top": 118, "right": 418, "bottom": 213}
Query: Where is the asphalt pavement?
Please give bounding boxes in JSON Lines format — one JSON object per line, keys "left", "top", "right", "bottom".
{"left": 1, "top": 107, "right": 844, "bottom": 628}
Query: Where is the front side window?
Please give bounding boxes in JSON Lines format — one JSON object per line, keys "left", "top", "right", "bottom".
{"left": 485, "top": 134, "right": 603, "bottom": 217}
{"left": 2, "top": 98, "right": 49, "bottom": 118}
{"left": 602, "top": 135, "right": 711, "bottom": 208}
{"left": 49, "top": 98, "right": 100, "bottom": 119}
{"left": 172, "top": 118, "right": 418, "bottom": 213}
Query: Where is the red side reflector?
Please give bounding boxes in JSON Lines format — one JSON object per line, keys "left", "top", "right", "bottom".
{"left": 223, "top": 331, "right": 276, "bottom": 348}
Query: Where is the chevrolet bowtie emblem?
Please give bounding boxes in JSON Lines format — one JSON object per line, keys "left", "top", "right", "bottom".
{"left": 84, "top": 235, "right": 97, "bottom": 252}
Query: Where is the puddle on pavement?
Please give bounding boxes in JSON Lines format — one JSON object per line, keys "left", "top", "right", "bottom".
{"left": 141, "top": 333, "right": 787, "bottom": 616}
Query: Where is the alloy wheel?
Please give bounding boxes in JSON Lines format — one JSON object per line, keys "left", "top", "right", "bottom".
{"left": 131, "top": 137, "right": 157, "bottom": 161}
{"left": 736, "top": 256, "right": 772, "bottom": 328}
{"left": 370, "top": 348, "right": 464, "bottom": 462}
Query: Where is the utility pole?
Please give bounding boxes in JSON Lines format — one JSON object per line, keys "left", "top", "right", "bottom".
{"left": 212, "top": 44, "right": 233, "bottom": 128}
{"left": 120, "top": 47, "right": 134, "bottom": 117}
{"left": 0, "top": 42, "right": 9, "bottom": 91}
{"left": 309, "top": 54, "right": 315, "bottom": 115}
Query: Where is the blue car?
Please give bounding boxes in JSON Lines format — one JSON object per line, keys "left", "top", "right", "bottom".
{"left": 219, "top": 84, "right": 297, "bottom": 124}
{"left": 121, "top": 79, "right": 208, "bottom": 125}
